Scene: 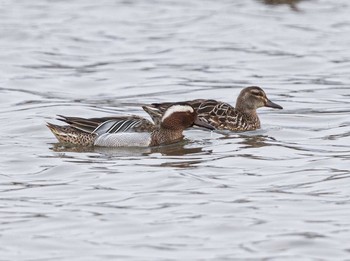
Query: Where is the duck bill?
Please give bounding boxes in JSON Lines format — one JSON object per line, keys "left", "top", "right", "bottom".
{"left": 265, "top": 99, "right": 283, "bottom": 109}
{"left": 193, "top": 118, "right": 215, "bottom": 130}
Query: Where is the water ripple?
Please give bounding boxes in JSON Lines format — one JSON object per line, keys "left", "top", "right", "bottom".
{"left": 1, "top": 0, "right": 350, "bottom": 260}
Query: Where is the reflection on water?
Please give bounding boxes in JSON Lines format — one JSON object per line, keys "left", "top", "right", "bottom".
{"left": 216, "top": 130, "right": 276, "bottom": 149}
{"left": 2, "top": 0, "right": 350, "bottom": 260}
{"left": 238, "top": 135, "right": 275, "bottom": 149}
{"left": 50, "top": 140, "right": 209, "bottom": 157}
{"left": 259, "top": 0, "right": 306, "bottom": 11}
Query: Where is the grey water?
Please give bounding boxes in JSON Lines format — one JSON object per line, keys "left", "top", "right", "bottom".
{"left": 1, "top": 0, "right": 350, "bottom": 260}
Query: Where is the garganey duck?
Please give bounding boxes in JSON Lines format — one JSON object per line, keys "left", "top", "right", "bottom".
{"left": 47, "top": 104, "right": 214, "bottom": 147}
{"left": 142, "top": 86, "right": 283, "bottom": 132}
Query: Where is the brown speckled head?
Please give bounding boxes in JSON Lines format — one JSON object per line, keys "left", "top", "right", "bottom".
{"left": 236, "top": 86, "right": 283, "bottom": 111}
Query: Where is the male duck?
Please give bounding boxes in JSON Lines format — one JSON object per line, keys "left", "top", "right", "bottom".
{"left": 142, "top": 86, "right": 283, "bottom": 132}
{"left": 47, "top": 104, "right": 214, "bottom": 147}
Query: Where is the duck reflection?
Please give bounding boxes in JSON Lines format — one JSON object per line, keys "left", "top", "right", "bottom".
{"left": 238, "top": 134, "right": 276, "bottom": 149}
{"left": 50, "top": 140, "right": 210, "bottom": 157}
{"left": 217, "top": 130, "right": 275, "bottom": 149}
{"left": 150, "top": 142, "right": 208, "bottom": 156}
{"left": 259, "top": 0, "right": 305, "bottom": 11}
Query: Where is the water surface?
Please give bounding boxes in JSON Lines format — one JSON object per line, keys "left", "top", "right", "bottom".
{"left": 1, "top": 0, "right": 350, "bottom": 260}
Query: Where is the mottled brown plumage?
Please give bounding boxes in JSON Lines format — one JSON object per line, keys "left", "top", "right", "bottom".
{"left": 47, "top": 123, "right": 96, "bottom": 146}
{"left": 143, "top": 86, "right": 283, "bottom": 132}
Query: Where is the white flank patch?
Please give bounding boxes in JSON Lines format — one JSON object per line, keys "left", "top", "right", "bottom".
{"left": 161, "top": 105, "right": 194, "bottom": 122}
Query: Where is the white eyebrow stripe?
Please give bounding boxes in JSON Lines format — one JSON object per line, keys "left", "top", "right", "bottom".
{"left": 161, "top": 105, "right": 194, "bottom": 121}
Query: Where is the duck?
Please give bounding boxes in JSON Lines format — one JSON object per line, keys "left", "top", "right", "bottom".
{"left": 142, "top": 86, "right": 283, "bottom": 132}
{"left": 47, "top": 104, "right": 214, "bottom": 147}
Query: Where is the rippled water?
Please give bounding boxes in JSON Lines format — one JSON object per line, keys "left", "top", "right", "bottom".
{"left": 1, "top": 0, "right": 350, "bottom": 260}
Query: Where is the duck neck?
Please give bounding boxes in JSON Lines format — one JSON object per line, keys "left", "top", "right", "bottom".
{"left": 150, "top": 128, "right": 184, "bottom": 146}
{"left": 235, "top": 106, "right": 261, "bottom": 129}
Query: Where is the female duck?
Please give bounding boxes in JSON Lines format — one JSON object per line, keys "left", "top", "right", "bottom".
{"left": 143, "top": 86, "right": 283, "bottom": 131}
{"left": 47, "top": 104, "right": 213, "bottom": 147}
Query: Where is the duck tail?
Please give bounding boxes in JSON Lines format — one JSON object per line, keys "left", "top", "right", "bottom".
{"left": 46, "top": 122, "right": 95, "bottom": 146}
{"left": 46, "top": 122, "right": 65, "bottom": 138}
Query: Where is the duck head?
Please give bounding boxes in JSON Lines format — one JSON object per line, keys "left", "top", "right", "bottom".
{"left": 236, "top": 86, "right": 283, "bottom": 111}
{"left": 161, "top": 104, "right": 214, "bottom": 130}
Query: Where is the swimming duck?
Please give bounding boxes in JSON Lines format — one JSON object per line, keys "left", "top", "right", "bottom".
{"left": 142, "top": 86, "right": 283, "bottom": 132}
{"left": 47, "top": 104, "right": 214, "bottom": 147}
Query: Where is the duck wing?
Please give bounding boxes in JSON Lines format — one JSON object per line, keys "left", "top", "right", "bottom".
{"left": 195, "top": 101, "right": 242, "bottom": 130}
{"left": 57, "top": 115, "right": 155, "bottom": 135}
{"left": 143, "top": 99, "right": 240, "bottom": 130}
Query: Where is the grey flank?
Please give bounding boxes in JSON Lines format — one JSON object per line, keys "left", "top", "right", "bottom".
{"left": 94, "top": 133, "right": 152, "bottom": 147}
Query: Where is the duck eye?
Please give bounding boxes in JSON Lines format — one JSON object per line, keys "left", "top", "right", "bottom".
{"left": 251, "top": 91, "right": 263, "bottom": 97}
